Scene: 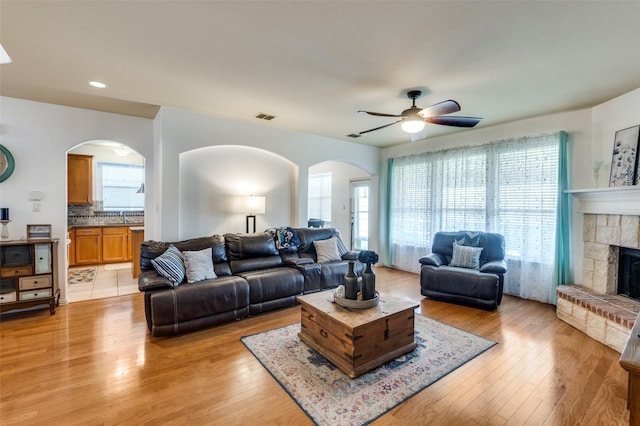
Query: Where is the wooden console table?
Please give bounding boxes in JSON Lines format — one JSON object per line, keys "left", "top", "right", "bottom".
{"left": 0, "top": 239, "right": 60, "bottom": 315}
{"left": 620, "top": 311, "right": 640, "bottom": 425}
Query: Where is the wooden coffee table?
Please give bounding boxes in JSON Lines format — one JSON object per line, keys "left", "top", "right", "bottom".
{"left": 297, "top": 291, "right": 419, "bottom": 378}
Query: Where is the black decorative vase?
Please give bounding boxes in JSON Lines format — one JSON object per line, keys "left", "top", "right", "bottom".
{"left": 361, "top": 263, "right": 376, "bottom": 300}
{"left": 344, "top": 260, "right": 358, "bottom": 300}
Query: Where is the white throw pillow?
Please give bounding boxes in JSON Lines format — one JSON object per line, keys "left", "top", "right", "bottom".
{"left": 313, "top": 236, "right": 342, "bottom": 263}
{"left": 449, "top": 242, "right": 483, "bottom": 270}
{"left": 183, "top": 247, "right": 217, "bottom": 283}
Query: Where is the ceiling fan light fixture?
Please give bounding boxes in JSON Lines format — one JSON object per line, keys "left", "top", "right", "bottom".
{"left": 401, "top": 119, "right": 425, "bottom": 134}
{"left": 113, "top": 144, "right": 129, "bottom": 157}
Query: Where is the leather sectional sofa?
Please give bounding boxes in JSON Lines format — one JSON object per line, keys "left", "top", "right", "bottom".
{"left": 138, "top": 227, "right": 361, "bottom": 336}
{"left": 419, "top": 231, "right": 507, "bottom": 310}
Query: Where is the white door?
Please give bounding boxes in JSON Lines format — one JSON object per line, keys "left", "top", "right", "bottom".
{"left": 350, "top": 180, "right": 370, "bottom": 250}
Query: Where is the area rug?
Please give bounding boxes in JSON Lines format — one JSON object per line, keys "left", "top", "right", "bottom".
{"left": 241, "top": 314, "right": 496, "bottom": 426}
{"left": 104, "top": 262, "right": 132, "bottom": 271}
{"left": 67, "top": 267, "right": 97, "bottom": 285}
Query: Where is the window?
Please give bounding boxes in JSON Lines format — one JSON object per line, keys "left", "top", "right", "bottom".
{"left": 389, "top": 132, "right": 563, "bottom": 303}
{"left": 99, "top": 162, "right": 144, "bottom": 211}
{"left": 308, "top": 172, "right": 332, "bottom": 221}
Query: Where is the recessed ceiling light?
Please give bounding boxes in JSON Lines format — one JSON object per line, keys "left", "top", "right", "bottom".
{"left": 89, "top": 81, "right": 107, "bottom": 89}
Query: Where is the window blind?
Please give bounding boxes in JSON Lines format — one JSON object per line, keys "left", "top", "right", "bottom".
{"left": 99, "top": 162, "right": 144, "bottom": 211}
{"left": 308, "top": 172, "right": 332, "bottom": 221}
{"left": 388, "top": 132, "right": 561, "bottom": 304}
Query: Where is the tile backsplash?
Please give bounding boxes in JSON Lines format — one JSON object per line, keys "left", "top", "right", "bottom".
{"left": 68, "top": 201, "right": 144, "bottom": 226}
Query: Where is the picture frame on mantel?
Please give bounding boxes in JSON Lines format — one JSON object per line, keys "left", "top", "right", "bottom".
{"left": 609, "top": 125, "right": 640, "bottom": 187}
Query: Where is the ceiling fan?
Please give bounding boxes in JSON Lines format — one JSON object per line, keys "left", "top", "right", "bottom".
{"left": 358, "top": 90, "right": 482, "bottom": 135}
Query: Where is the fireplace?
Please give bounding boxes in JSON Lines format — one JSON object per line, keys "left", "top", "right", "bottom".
{"left": 556, "top": 211, "right": 640, "bottom": 352}
{"left": 618, "top": 247, "right": 640, "bottom": 300}
{"left": 556, "top": 188, "right": 640, "bottom": 352}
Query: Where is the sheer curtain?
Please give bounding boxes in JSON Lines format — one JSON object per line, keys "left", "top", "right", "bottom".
{"left": 388, "top": 132, "right": 566, "bottom": 304}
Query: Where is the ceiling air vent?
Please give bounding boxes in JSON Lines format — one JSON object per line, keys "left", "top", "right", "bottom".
{"left": 255, "top": 113, "right": 276, "bottom": 121}
{"left": 347, "top": 133, "right": 362, "bottom": 138}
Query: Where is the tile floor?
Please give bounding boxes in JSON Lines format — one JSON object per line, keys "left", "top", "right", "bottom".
{"left": 67, "top": 263, "right": 139, "bottom": 303}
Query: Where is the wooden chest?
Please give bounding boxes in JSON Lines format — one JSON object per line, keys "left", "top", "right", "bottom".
{"left": 297, "top": 291, "right": 418, "bottom": 378}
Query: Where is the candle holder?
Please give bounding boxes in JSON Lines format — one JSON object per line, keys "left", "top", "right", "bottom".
{"left": 592, "top": 161, "right": 603, "bottom": 188}
{"left": 1, "top": 220, "right": 11, "bottom": 240}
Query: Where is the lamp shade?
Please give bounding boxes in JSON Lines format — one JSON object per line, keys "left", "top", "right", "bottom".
{"left": 236, "top": 195, "right": 266, "bottom": 214}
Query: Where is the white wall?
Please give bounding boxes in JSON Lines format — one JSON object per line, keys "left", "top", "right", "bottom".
{"left": 153, "top": 106, "right": 380, "bottom": 241}
{"left": 179, "top": 145, "right": 296, "bottom": 238}
{"left": 0, "top": 97, "right": 154, "bottom": 304}
{"left": 591, "top": 88, "right": 640, "bottom": 182}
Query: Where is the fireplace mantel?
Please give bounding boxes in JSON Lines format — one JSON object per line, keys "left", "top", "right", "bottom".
{"left": 565, "top": 186, "right": 640, "bottom": 215}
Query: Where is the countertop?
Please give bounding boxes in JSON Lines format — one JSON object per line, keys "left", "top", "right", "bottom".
{"left": 68, "top": 224, "right": 144, "bottom": 229}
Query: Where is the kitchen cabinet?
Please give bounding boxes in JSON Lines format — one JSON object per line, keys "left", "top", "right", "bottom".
{"left": 74, "top": 227, "right": 101, "bottom": 265}
{"left": 68, "top": 228, "right": 76, "bottom": 267}
{"left": 102, "top": 227, "right": 129, "bottom": 263}
{"left": 69, "top": 226, "right": 133, "bottom": 265}
{"left": 0, "top": 239, "right": 59, "bottom": 315}
{"left": 67, "top": 154, "right": 93, "bottom": 205}
{"left": 130, "top": 227, "right": 144, "bottom": 278}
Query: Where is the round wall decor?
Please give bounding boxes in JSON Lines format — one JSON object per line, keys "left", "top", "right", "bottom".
{"left": 0, "top": 145, "right": 15, "bottom": 183}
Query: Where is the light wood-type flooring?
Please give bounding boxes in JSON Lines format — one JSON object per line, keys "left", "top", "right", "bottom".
{"left": 0, "top": 267, "right": 630, "bottom": 425}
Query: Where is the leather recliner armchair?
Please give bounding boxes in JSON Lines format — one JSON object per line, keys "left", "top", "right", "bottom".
{"left": 419, "top": 231, "right": 507, "bottom": 310}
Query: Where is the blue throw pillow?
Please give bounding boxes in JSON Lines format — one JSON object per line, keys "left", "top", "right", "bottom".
{"left": 266, "top": 227, "right": 300, "bottom": 253}
{"left": 151, "top": 245, "right": 185, "bottom": 286}
{"left": 455, "top": 231, "right": 481, "bottom": 247}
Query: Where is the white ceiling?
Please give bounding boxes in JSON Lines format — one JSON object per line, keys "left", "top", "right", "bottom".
{"left": 1, "top": 1, "right": 639, "bottom": 148}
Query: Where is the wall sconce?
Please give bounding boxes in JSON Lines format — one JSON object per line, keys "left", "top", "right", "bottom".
{"left": 236, "top": 195, "right": 266, "bottom": 233}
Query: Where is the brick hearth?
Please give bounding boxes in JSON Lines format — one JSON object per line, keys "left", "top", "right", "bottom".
{"left": 557, "top": 284, "right": 640, "bottom": 352}
{"left": 556, "top": 213, "right": 640, "bottom": 352}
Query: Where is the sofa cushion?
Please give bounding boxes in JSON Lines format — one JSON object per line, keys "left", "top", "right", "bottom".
{"left": 224, "top": 233, "right": 279, "bottom": 259}
{"left": 313, "top": 236, "right": 342, "bottom": 263}
{"left": 151, "top": 245, "right": 185, "bottom": 286}
{"left": 449, "top": 242, "right": 483, "bottom": 269}
{"left": 184, "top": 248, "right": 217, "bottom": 283}
{"left": 420, "top": 265, "right": 500, "bottom": 310}
{"left": 140, "top": 235, "right": 229, "bottom": 274}
{"left": 295, "top": 227, "right": 338, "bottom": 253}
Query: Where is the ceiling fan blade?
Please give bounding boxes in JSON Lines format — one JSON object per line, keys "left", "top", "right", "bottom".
{"left": 359, "top": 119, "right": 403, "bottom": 134}
{"left": 418, "top": 100, "right": 461, "bottom": 117}
{"left": 425, "top": 116, "right": 482, "bottom": 128}
{"left": 357, "top": 110, "right": 402, "bottom": 118}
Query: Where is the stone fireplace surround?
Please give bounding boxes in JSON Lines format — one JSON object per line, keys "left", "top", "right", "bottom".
{"left": 557, "top": 211, "right": 640, "bottom": 352}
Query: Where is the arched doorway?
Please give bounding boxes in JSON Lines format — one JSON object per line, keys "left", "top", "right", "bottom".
{"left": 66, "top": 140, "right": 145, "bottom": 302}
{"left": 308, "top": 161, "right": 378, "bottom": 252}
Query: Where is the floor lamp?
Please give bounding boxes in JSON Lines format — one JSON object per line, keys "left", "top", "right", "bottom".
{"left": 236, "top": 195, "right": 266, "bottom": 233}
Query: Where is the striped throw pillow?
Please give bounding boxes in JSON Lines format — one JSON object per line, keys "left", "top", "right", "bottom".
{"left": 449, "top": 242, "right": 483, "bottom": 270}
{"left": 151, "top": 245, "right": 185, "bottom": 286}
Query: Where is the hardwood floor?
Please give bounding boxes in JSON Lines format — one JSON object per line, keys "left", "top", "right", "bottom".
{"left": 0, "top": 267, "right": 630, "bottom": 425}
